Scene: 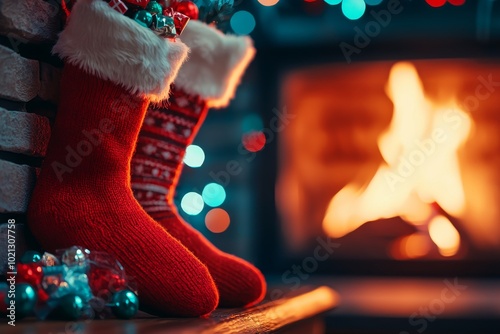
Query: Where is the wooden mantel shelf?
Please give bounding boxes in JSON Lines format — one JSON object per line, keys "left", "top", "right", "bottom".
{"left": 2, "top": 286, "right": 339, "bottom": 334}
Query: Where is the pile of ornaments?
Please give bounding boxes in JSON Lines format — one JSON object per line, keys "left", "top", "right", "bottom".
{"left": 106, "top": 0, "right": 200, "bottom": 37}
{"left": 0, "top": 246, "right": 139, "bottom": 320}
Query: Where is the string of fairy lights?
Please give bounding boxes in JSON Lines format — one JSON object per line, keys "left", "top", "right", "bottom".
{"left": 228, "top": 0, "right": 469, "bottom": 35}
{"left": 256, "top": 0, "right": 467, "bottom": 20}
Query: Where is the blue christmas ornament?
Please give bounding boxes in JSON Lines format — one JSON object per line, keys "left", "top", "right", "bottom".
{"left": 111, "top": 290, "right": 139, "bottom": 319}
{"left": 15, "top": 283, "right": 37, "bottom": 319}
{"left": 57, "top": 294, "right": 85, "bottom": 320}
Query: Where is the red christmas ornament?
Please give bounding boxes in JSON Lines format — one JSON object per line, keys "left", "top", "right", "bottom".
{"left": 174, "top": 1, "right": 199, "bottom": 20}
{"left": 109, "top": 0, "right": 129, "bottom": 14}
{"left": 88, "top": 267, "right": 127, "bottom": 298}
{"left": 17, "top": 263, "right": 44, "bottom": 287}
{"left": 173, "top": 11, "right": 190, "bottom": 34}
{"left": 163, "top": 7, "right": 190, "bottom": 35}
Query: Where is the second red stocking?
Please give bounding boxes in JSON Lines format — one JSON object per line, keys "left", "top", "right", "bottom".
{"left": 131, "top": 20, "right": 266, "bottom": 307}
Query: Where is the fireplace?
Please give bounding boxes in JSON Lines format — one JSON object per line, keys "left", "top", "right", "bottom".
{"left": 274, "top": 58, "right": 500, "bottom": 271}
{"left": 239, "top": 0, "right": 500, "bottom": 281}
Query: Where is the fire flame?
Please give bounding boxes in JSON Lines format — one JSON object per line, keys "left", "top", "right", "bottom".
{"left": 428, "top": 215, "right": 461, "bottom": 257}
{"left": 323, "top": 62, "right": 471, "bottom": 257}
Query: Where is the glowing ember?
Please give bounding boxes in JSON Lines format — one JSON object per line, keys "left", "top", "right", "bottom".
{"left": 391, "top": 233, "right": 432, "bottom": 260}
{"left": 323, "top": 62, "right": 471, "bottom": 257}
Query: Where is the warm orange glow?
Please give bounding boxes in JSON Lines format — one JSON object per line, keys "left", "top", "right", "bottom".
{"left": 205, "top": 208, "right": 230, "bottom": 233}
{"left": 429, "top": 215, "right": 461, "bottom": 256}
{"left": 391, "top": 233, "right": 432, "bottom": 259}
{"left": 209, "top": 286, "right": 339, "bottom": 333}
{"left": 323, "top": 62, "right": 471, "bottom": 256}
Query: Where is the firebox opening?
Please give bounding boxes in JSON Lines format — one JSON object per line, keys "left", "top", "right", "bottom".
{"left": 277, "top": 59, "right": 500, "bottom": 263}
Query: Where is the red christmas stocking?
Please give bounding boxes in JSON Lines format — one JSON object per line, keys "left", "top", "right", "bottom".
{"left": 131, "top": 20, "right": 266, "bottom": 307}
{"left": 27, "top": 0, "right": 219, "bottom": 317}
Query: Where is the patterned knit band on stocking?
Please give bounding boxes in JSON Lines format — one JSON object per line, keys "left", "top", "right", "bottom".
{"left": 132, "top": 88, "right": 208, "bottom": 212}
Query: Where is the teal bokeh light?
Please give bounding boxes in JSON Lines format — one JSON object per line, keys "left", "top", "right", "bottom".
{"left": 341, "top": 0, "right": 366, "bottom": 20}
{"left": 324, "top": 0, "right": 342, "bottom": 5}
{"left": 183, "top": 145, "right": 205, "bottom": 168}
{"left": 181, "top": 192, "right": 204, "bottom": 215}
{"left": 242, "top": 113, "right": 264, "bottom": 133}
{"left": 202, "top": 183, "right": 226, "bottom": 207}
{"left": 364, "top": 0, "right": 383, "bottom": 5}
{"left": 230, "top": 11, "right": 256, "bottom": 35}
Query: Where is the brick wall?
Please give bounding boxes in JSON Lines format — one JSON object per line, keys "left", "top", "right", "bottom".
{"left": 0, "top": 0, "right": 64, "bottom": 273}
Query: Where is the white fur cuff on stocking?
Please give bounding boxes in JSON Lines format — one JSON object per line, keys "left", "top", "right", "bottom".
{"left": 52, "top": 0, "right": 188, "bottom": 102}
{"left": 175, "top": 20, "right": 256, "bottom": 108}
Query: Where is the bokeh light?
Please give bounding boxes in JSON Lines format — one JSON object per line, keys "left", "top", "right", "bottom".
{"left": 341, "top": 0, "right": 366, "bottom": 20}
{"left": 183, "top": 145, "right": 205, "bottom": 168}
{"left": 205, "top": 208, "right": 231, "bottom": 233}
{"left": 324, "top": 0, "right": 342, "bottom": 5}
{"left": 180, "top": 192, "right": 204, "bottom": 215}
{"left": 425, "top": 0, "right": 446, "bottom": 7}
{"left": 448, "top": 0, "right": 465, "bottom": 5}
{"left": 242, "top": 131, "right": 266, "bottom": 152}
{"left": 258, "top": 0, "right": 280, "bottom": 6}
{"left": 230, "top": 11, "right": 256, "bottom": 35}
{"left": 242, "top": 113, "right": 264, "bottom": 133}
{"left": 364, "top": 0, "right": 383, "bottom": 5}
{"left": 202, "top": 183, "right": 226, "bottom": 207}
